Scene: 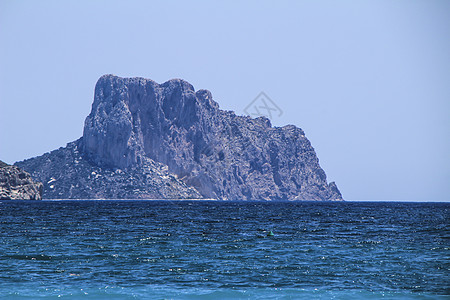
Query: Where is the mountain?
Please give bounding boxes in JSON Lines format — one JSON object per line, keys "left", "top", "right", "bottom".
{"left": 0, "top": 160, "right": 43, "bottom": 200}
{"left": 16, "top": 75, "right": 343, "bottom": 200}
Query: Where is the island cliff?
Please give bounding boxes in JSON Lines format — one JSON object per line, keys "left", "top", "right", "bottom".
{"left": 16, "top": 75, "right": 343, "bottom": 200}
{"left": 0, "top": 160, "right": 43, "bottom": 200}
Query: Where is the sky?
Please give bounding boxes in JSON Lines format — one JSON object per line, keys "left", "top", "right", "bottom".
{"left": 0, "top": 0, "right": 449, "bottom": 201}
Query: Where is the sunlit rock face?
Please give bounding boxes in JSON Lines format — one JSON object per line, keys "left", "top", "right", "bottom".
{"left": 81, "top": 75, "right": 342, "bottom": 200}
{"left": 0, "top": 161, "right": 43, "bottom": 200}
{"left": 17, "top": 75, "right": 342, "bottom": 200}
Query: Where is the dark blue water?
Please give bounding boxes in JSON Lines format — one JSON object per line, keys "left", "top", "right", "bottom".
{"left": 0, "top": 201, "right": 448, "bottom": 299}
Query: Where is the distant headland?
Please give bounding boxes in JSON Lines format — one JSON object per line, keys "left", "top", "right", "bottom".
{"left": 14, "top": 75, "right": 342, "bottom": 200}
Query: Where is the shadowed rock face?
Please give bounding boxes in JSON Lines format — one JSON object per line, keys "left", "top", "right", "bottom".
{"left": 0, "top": 160, "right": 43, "bottom": 200}
{"left": 17, "top": 74, "right": 343, "bottom": 200}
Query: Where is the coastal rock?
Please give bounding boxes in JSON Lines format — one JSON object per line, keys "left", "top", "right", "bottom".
{"left": 16, "top": 75, "right": 343, "bottom": 200}
{"left": 16, "top": 142, "right": 202, "bottom": 200}
{"left": 0, "top": 160, "right": 43, "bottom": 200}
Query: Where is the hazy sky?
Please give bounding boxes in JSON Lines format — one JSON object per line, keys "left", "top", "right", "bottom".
{"left": 0, "top": 0, "right": 449, "bottom": 201}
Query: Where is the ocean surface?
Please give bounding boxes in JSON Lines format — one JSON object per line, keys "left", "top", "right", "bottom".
{"left": 0, "top": 200, "right": 448, "bottom": 299}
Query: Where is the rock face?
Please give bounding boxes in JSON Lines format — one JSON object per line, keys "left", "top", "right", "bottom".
{"left": 15, "top": 142, "right": 202, "bottom": 200}
{"left": 0, "top": 160, "right": 43, "bottom": 200}
{"left": 16, "top": 75, "right": 343, "bottom": 200}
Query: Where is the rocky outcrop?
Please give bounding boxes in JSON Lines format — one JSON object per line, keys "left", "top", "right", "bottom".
{"left": 16, "top": 75, "right": 343, "bottom": 200}
{"left": 0, "top": 160, "right": 43, "bottom": 200}
{"left": 16, "top": 142, "right": 202, "bottom": 199}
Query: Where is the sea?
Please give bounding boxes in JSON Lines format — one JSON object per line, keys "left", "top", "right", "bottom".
{"left": 0, "top": 200, "right": 448, "bottom": 299}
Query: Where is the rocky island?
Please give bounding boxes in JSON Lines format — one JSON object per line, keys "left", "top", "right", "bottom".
{"left": 16, "top": 75, "right": 343, "bottom": 200}
{"left": 0, "top": 160, "right": 43, "bottom": 200}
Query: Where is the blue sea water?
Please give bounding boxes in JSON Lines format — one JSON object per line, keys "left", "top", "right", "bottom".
{"left": 0, "top": 200, "right": 448, "bottom": 299}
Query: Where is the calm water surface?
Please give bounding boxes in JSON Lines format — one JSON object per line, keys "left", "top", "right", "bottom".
{"left": 0, "top": 201, "right": 448, "bottom": 299}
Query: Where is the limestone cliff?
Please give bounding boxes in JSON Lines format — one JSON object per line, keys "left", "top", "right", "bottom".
{"left": 16, "top": 75, "right": 343, "bottom": 200}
